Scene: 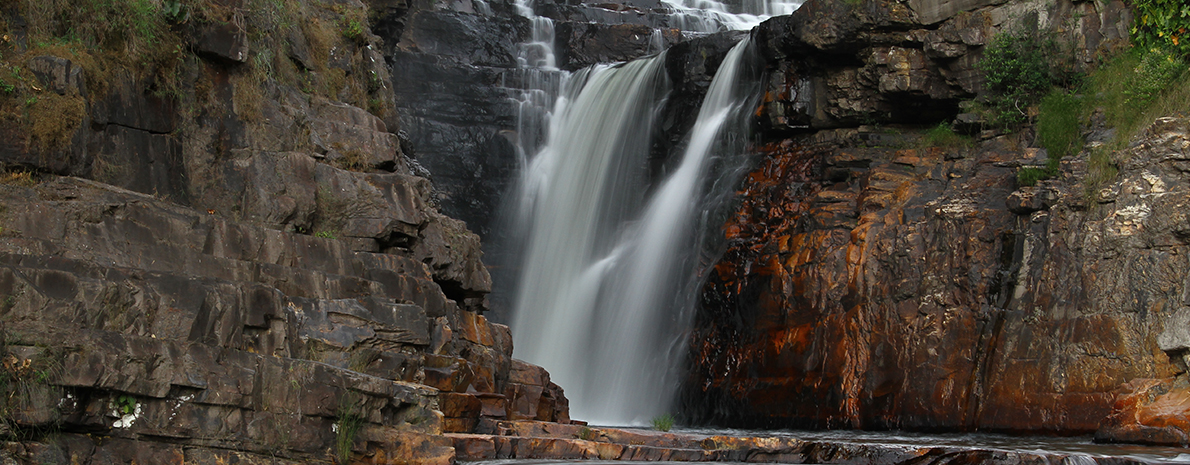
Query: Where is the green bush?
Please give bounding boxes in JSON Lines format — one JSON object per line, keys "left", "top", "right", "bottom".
{"left": 1017, "top": 164, "right": 1057, "bottom": 187}
{"left": 978, "top": 29, "right": 1059, "bottom": 126}
{"left": 1131, "top": 0, "right": 1190, "bottom": 58}
{"left": 1125, "top": 46, "right": 1187, "bottom": 106}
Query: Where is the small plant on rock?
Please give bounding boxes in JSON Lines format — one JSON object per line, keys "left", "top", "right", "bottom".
{"left": 334, "top": 395, "right": 364, "bottom": 463}
{"left": 114, "top": 394, "right": 137, "bottom": 415}
{"left": 919, "top": 122, "right": 971, "bottom": 149}
{"left": 0, "top": 169, "right": 37, "bottom": 187}
{"left": 650, "top": 413, "right": 674, "bottom": 432}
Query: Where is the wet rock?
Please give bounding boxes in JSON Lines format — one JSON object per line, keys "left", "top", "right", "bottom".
{"left": 556, "top": 23, "right": 681, "bottom": 70}
{"left": 396, "top": 10, "right": 528, "bottom": 67}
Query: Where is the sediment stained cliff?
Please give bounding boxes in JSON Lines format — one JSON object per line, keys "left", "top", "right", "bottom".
{"left": 684, "top": 0, "right": 1190, "bottom": 443}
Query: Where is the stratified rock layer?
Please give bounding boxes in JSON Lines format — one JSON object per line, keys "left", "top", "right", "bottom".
{"left": 687, "top": 108, "right": 1190, "bottom": 437}
{"left": 0, "top": 0, "right": 574, "bottom": 462}
{"left": 679, "top": 0, "right": 1165, "bottom": 437}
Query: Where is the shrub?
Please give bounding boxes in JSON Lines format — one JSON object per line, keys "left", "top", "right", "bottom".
{"left": 335, "top": 399, "right": 364, "bottom": 464}
{"left": 1125, "top": 46, "right": 1187, "bottom": 106}
{"left": 1017, "top": 165, "right": 1056, "bottom": 187}
{"left": 1130, "top": 0, "right": 1190, "bottom": 59}
{"left": 978, "top": 29, "right": 1059, "bottom": 126}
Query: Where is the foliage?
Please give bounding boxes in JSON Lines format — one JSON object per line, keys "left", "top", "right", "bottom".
{"left": 114, "top": 394, "right": 137, "bottom": 415}
{"left": 1124, "top": 46, "right": 1187, "bottom": 106}
{"left": 650, "top": 413, "right": 674, "bottom": 432}
{"left": 342, "top": 18, "right": 366, "bottom": 42}
{"left": 977, "top": 27, "right": 1069, "bottom": 127}
{"left": 1130, "top": 0, "right": 1190, "bottom": 58}
{"left": 22, "top": 0, "right": 177, "bottom": 59}
{"left": 162, "top": 0, "right": 191, "bottom": 24}
{"left": 1021, "top": 38, "right": 1189, "bottom": 191}
{"left": 315, "top": 231, "right": 337, "bottom": 239}
{"left": 1016, "top": 164, "right": 1056, "bottom": 187}
{"left": 1023, "top": 89, "right": 1084, "bottom": 186}
{"left": 0, "top": 335, "right": 64, "bottom": 439}
{"left": 1036, "top": 91, "right": 1086, "bottom": 160}
{"left": 577, "top": 426, "right": 596, "bottom": 441}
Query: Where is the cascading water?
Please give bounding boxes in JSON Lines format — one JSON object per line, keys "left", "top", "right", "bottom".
{"left": 502, "top": 0, "right": 802, "bottom": 426}
{"left": 506, "top": 38, "right": 765, "bottom": 424}
{"left": 665, "top": 0, "right": 803, "bottom": 32}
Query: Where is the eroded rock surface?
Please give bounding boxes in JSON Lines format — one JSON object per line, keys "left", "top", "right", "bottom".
{"left": 0, "top": 0, "right": 573, "bottom": 463}
{"left": 685, "top": 113, "right": 1190, "bottom": 436}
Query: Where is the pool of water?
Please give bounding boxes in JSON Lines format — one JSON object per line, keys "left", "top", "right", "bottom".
{"left": 697, "top": 428, "right": 1190, "bottom": 463}
{"left": 466, "top": 428, "right": 1190, "bottom": 464}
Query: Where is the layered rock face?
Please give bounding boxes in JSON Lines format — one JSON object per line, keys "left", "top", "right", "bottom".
{"left": 683, "top": 0, "right": 1190, "bottom": 439}
{"left": 0, "top": 1, "right": 572, "bottom": 463}
{"left": 368, "top": 0, "right": 691, "bottom": 242}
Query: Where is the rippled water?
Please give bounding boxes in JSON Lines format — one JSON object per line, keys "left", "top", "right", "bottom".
{"left": 464, "top": 428, "right": 1190, "bottom": 464}
{"left": 693, "top": 428, "right": 1190, "bottom": 463}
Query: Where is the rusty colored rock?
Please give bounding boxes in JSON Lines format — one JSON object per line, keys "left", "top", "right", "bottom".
{"left": 686, "top": 118, "right": 1190, "bottom": 436}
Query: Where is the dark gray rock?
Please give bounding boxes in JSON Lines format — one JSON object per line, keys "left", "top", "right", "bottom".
{"left": 27, "top": 56, "right": 86, "bottom": 98}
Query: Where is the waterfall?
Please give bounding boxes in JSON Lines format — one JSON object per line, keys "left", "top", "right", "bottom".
{"left": 664, "top": 0, "right": 804, "bottom": 32}
{"left": 499, "top": 0, "right": 802, "bottom": 426}
{"left": 507, "top": 38, "right": 764, "bottom": 424}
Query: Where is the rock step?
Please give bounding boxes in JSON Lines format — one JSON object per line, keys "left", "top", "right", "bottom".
{"left": 450, "top": 421, "right": 1142, "bottom": 464}
{"left": 0, "top": 253, "right": 447, "bottom": 376}
{"left": 0, "top": 181, "right": 458, "bottom": 314}
{"left": 0, "top": 178, "right": 438, "bottom": 283}
{"left": 1, "top": 321, "right": 446, "bottom": 462}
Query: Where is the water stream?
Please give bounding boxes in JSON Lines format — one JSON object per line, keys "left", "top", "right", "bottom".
{"left": 499, "top": 0, "right": 809, "bottom": 425}
{"left": 501, "top": 0, "right": 795, "bottom": 423}
{"left": 463, "top": 426, "right": 1190, "bottom": 464}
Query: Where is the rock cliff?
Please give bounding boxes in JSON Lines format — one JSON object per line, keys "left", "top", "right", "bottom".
{"left": 683, "top": 0, "right": 1190, "bottom": 444}
{"left": 1, "top": 0, "right": 1187, "bottom": 461}
{"left": 0, "top": 0, "right": 571, "bottom": 463}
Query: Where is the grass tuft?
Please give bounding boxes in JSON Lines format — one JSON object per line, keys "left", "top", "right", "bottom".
{"left": 334, "top": 395, "right": 364, "bottom": 464}
{"left": 0, "top": 169, "right": 38, "bottom": 187}
{"left": 650, "top": 413, "right": 674, "bottom": 432}
{"left": 920, "top": 122, "right": 972, "bottom": 149}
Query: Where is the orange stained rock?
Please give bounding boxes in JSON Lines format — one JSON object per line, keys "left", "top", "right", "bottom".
{"left": 1137, "top": 389, "right": 1190, "bottom": 430}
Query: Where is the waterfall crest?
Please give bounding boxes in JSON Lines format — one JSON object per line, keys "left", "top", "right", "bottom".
{"left": 508, "top": 38, "right": 763, "bottom": 425}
